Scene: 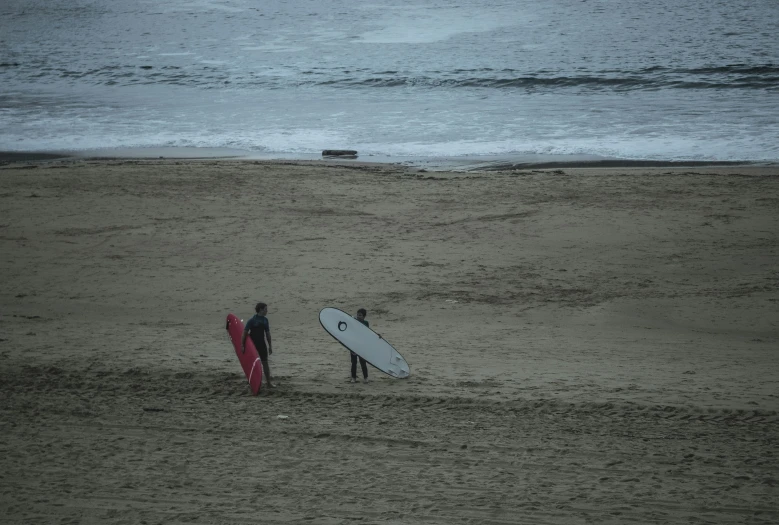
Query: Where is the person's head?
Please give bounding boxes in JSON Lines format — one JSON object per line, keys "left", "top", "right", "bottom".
{"left": 255, "top": 302, "right": 268, "bottom": 315}
{"left": 356, "top": 308, "right": 367, "bottom": 321}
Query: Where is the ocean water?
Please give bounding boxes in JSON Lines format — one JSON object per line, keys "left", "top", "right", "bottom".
{"left": 1, "top": 0, "right": 777, "bottom": 162}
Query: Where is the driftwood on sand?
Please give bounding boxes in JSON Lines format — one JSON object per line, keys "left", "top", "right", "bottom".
{"left": 322, "top": 149, "right": 358, "bottom": 157}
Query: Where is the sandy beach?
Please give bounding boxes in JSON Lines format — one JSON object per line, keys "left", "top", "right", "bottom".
{"left": 1, "top": 158, "right": 777, "bottom": 524}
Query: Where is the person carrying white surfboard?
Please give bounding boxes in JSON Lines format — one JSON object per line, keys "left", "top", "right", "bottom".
{"left": 320, "top": 307, "right": 409, "bottom": 379}
{"left": 350, "top": 308, "right": 377, "bottom": 384}
{"left": 242, "top": 302, "right": 275, "bottom": 390}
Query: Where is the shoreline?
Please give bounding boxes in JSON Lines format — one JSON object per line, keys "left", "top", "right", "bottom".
{"left": 1, "top": 147, "right": 773, "bottom": 171}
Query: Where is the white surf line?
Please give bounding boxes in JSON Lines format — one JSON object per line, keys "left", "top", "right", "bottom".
{"left": 248, "top": 357, "right": 261, "bottom": 385}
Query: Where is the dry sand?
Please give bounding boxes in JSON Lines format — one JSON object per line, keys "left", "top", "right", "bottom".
{"left": 1, "top": 159, "right": 777, "bottom": 524}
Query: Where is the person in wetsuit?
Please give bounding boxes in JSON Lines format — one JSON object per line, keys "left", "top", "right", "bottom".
{"left": 242, "top": 302, "right": 275, "bottom": 390}
{"left": 350, "top": 308, "right": 371, "bottom": 383}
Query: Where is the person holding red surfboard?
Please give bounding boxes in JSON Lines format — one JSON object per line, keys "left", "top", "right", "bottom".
{"left": 242, "top": 302, "right": 275, "bottom": 390}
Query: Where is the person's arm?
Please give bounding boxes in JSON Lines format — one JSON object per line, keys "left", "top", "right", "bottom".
{"left": 241, "top": 328, "right": 249, "bottom": 354}
{"left": 368, "top": 320, "right": 382, "bottom": 339}
{"left": 266, "top": 326, "right": 272, "bottom": 355}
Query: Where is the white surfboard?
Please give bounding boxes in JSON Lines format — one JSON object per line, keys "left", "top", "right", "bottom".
{"left": 319, "top": 307, "right": 410, "bottom": 379}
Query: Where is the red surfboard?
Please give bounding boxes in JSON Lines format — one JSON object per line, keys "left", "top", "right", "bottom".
{"left": 226, "top": 313, "right": 262, "bottom": 395}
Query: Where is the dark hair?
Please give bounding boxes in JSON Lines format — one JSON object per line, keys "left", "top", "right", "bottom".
{"left": 357, "top": 308, "right": 367, "bottom": 316}
{"left": 255, "top": 302, "right": 267, "bottom": 313}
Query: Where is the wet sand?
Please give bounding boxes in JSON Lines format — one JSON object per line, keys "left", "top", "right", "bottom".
{"left": 1, "top": 158, "right": 777, "bottom": 524}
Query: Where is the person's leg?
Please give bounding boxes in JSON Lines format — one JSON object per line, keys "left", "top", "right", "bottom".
{"left": 360, "top": 357, "right": 369, "bottom": 382}
{"left": 257, "top": 345, "right": 274, "bottom": 389}
{"left": 350, "top": 352, "right": 358, "bottom": 381}
{"left": 261, "top": 358, "right": 274, "bottom": 389}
